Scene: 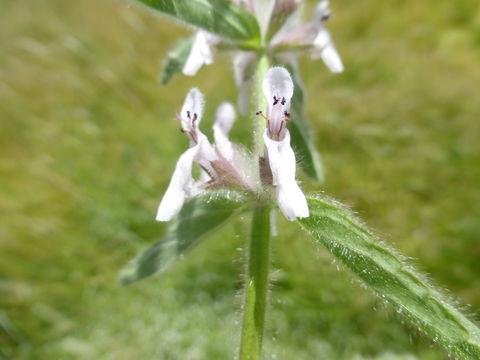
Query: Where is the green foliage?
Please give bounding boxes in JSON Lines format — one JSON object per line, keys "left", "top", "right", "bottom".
{"left": 298, "top": 196, "right": 480, "bottom": 360}
{"left": 135, "top": 0, "right": 261, "bottom": 46}
{"left": 120, "top": 192, "right": 246, "bottom": 284}
{"left": 160, "top": 36, "right": 194, "bottom": 85}
{"left": 1, "top": 0, "right": 480, "bottom": 359}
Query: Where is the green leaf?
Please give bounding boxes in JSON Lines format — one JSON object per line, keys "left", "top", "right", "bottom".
{"left": 288, "top": 68, "right": 325, "bottom": 183}
{"left": 135, "top": 0, "right": 261, "bottom": 46}
{"left": 160, "top": 36, "right": 194, "bottom": 85}
{"left": 120, "top": 192, "right": 246, "bottom": 285}
{"left": 298, "top": 196, "right": 480, "bottom": 360}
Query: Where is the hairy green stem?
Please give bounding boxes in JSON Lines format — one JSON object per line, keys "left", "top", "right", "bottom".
{"left": 239, "top": 205, "right": 271, "bottom": 360}
{"left": 254, "top": 55, "right": 269, "bottom": 156}
{"left": 239, "top": 51, "right": 271, "bottom": 360}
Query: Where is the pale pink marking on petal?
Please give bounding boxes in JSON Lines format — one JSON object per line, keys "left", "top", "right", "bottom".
{"left": 262, "top": 67, "right": 294, "bottom": 140}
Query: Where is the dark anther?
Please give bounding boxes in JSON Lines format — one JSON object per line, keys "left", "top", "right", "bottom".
{"left": 192, "top": 113, "right": 198, "bottom": 123}
{"left": 273, "top": 96, "right": 279, "bottom": 105}
{"left": 284, "top": 110, "right": 291, "bottom": 119}
{"left": 186, "top": 110, "right": 191, "bottom": 119}
{"left": 281, "top": 97, "right": 286, "bottom": 105}
{"left": 256, "top": 111, "right": 269, "bottom": 122}
{"left": 321, "top": 13, "right": 331, "bottom": 22}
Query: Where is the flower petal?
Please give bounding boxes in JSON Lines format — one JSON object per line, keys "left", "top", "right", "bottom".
{"left": 263, "top": 129, "right": 309, "bottom": 220}
{"left": 213, "top": 102, "right": 236, "bottom": 160}
{"left": 180, "top": 88, "right": 205, "bottom": 132}
{"left": 194, "top": 132, "right": 218, "bottom": 176}
{"left": 275, "top": 178, "right": 309, "bottom": 220}
{"left": 312, "top": 29, "right": 344, "bottom": 73}
{"left": 182, "top": 31, "right": 215, "bottom": 76}
{"left": 213, "top": 102, "right": 235, "bottom": 141}
{"left": 262, "top": 67, "right": 294, "bottom": 140}
{"left": 156, "top": 146, "right": 199, "bottom": 222}
{"left": 262, "top": 66, "right": 294, "bottom": 105}
{"left": 313, "top": 0, "right": 332, "bottom": 24}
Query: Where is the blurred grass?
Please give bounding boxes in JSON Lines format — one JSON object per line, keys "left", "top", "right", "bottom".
{"left": 1, "top": 0, "right": 479, "bottom": 359}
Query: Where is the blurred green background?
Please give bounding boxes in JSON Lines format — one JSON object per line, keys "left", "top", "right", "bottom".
{"left": 1, "top": 0, "right": 479, "bottom": 359}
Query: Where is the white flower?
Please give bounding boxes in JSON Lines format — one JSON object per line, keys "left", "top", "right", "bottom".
{"left": 310, "top": 0, "right": 343, "bottom": 73}
{"left": 272, "top": 0, "right": 343, "bottom": 73}
{"left": 260, "top": 67, "right": 309, "bottom": 220}
{"left": 156, "top": 89, "right": 250, "bottom": 222}
{"left": 156, "top": 88, "right": 216, "bottom": 221}
{"left": 155, "top": 146, "right": 200, "bottom": 221}
{"left": 311, "top": 28, "right": 343, "bottom": 73}
{"left": 157, "top": 68, "right": 309, "bottom": 223}
{"left": 261, "top": 65, "right": 293, "bottom": 140}
{"left": 182, "top": 31, "right": 219, "bottom": 76}
{"left": 176, "top": 0, "right": 342, "bottom": 107}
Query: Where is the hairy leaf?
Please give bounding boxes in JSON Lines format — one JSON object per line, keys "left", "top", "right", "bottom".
{"left": 135, "top": 0, "right": 261, "bottom": 46}
{"left": 160, "top": 36, "right": 194, "bottom": 85}
{"left": 298, "top": 196, "right": 480, "bottom": 360}
{"left": 120, "top": 193, "right": 246, "bottom": 285}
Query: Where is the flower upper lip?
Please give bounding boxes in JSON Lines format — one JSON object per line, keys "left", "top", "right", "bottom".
{"left": 262, "top": 65, "right": 294, "bottom": 140}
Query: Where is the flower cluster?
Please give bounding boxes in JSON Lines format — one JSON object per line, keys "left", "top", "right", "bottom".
{"left": 155, "top": 89, "right": 253, "bottom": 221}
{"left": 179, "top": 0, "right": 343, "bottom": 111}
{"left": 156, "top": 67, "right": 308, "bottom": 222}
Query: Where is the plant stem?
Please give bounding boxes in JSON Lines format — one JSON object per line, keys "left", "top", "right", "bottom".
{"left": 239, "top": 53, "right": 271, "bottom": 360}
{"left": 239, "top": 205, "right": 271, "bottom": 360}
{"left": 254, "top": 55, "right": 269, "bottom": 157}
